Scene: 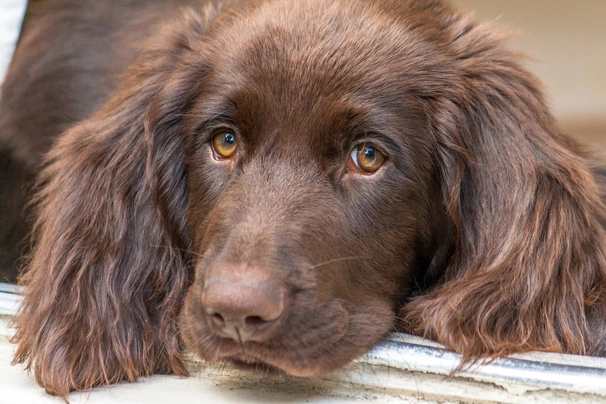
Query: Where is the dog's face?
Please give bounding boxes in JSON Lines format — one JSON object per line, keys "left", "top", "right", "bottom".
{"left": 179, "top": 0, "right": 452, "bottom": 375}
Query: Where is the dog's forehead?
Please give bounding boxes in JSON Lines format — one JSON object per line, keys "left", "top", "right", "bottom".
{"left": 207, "top": 0, "right": 439, "bottom": 97}
{"left": 194, "top": 0, "right": 445, "bottom": 149}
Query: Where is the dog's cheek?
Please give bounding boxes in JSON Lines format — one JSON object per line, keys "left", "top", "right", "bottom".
{"left": 346, "top": 194, "right": 421, "bottom": 295}
{"left": 184, "top": 156, "right": 230, "bottom": 249}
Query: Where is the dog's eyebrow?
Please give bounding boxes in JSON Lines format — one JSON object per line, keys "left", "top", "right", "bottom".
{"left": 191, "top": 105, "right": 237, "bottom": 135}
{"left": 199, "top": 112, "right": 235, "bottom": 128}
{"left": 183, "top": 91, "right": 238, "bottom": 129}
{"left": 336, "top": 107, "right": 403, "bottom": 152}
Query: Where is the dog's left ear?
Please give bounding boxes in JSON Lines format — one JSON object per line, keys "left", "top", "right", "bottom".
{"left": 402, "top": 23, "right": 606, "bottom": 359}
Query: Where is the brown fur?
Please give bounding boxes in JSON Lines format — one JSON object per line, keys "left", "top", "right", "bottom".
{"left": 3, "top": 0, "right": 606, "bottom": 398}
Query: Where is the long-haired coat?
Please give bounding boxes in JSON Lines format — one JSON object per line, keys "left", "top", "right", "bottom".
{"left": 2, "top": 0, "right": 605, "bottom": 397}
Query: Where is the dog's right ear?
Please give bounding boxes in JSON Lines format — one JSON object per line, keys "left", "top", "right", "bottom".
{"left": 12, "top": 7, "right": 220, "bottom": 397}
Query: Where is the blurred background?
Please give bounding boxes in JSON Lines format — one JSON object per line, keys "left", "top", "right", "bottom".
{"left": 451, "top": 0, "right": 606, "bottom": 149}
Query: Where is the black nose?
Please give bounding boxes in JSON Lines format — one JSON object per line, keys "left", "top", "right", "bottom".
{"left": 202, "top": 270, "right": 286, "bottom": 343}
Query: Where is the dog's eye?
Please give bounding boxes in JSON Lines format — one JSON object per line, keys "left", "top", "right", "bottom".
{"left": 211, "top": 131, "right": 238, "bottom": 159}
{"left": 348, "top": 144, "right": 385, "bottom": 174}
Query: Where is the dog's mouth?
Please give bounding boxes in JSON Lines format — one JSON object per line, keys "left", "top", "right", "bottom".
{"left": 181, "top": 293, "right": 396, "bottom": 378}
{"left": 188, "top": 315, "right": 352, "bottom": 377}
{"left": 206, "top": 341, "right": 346, "bottom": 377}
{"left": 227, "top": 355, "right": 284, "bottom": 375}
{"left": 209, "top": 339, "right": 347, "bottom": 377}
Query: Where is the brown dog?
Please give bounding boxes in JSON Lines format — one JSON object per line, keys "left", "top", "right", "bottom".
{"left": 3, "top": 0, "right": 606, "bottom": 397}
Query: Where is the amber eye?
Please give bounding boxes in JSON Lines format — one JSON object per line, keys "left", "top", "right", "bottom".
{"left": 211, "top": 131, "right": 238, "bottom": 159}
{"left": 348, "top": 144, "right": 385, "bottom": 174}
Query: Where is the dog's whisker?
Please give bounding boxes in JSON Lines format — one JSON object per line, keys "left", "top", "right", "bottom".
{"left": 306, "top": 256, "right": 367, "bottom": 270}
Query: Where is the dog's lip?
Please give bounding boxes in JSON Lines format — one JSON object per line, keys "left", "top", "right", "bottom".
{"left": 217, "top": 345, "right": 334, "bottom": 377}
{"left": 227, "top": 355, "right": 284, "bottom": 374}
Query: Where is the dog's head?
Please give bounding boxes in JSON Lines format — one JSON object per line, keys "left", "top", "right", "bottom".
{"left": 14, "top": 0, "right": 606, "bottom": 396}
{"left": 172, "top": 0, "right": 457, "bottom": 374}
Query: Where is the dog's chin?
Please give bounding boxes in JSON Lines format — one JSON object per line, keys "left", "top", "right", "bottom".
{"left": 228, "top": 356, "right": 284, "bottom": 375}
{"left": 215, "top": 353, "right": 340, "bottom": 378}
{"left": 222, "top": 351, "right": 338, "bottom": 377}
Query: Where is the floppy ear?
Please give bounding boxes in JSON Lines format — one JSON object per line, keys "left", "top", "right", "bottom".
{"left": 12, "top": 9, "right": 217, "bottom": 396}
{"left": 402, "top": 24, "right": 606, "bottom": 359}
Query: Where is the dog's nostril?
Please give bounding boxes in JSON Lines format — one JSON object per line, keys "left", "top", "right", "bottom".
{"left": 208, "top": 311, "right": 225, "bottom": 327}
{"left": 245, "top": 315, "right": 269, "bottom": 328}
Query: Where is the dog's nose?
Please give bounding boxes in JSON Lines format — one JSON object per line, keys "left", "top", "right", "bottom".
{"left": 202, "top": 273, "right": 286, "bottom": 343}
